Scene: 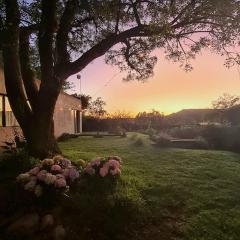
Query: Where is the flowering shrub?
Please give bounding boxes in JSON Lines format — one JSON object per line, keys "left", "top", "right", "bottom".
{"left": 84, "top": 156, "right": 122, "bottom": 177}
{"left": 16, "top": 155, "right": 80, "bottom": 197}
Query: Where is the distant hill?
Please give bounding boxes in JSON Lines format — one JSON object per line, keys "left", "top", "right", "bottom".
{"left": 166, "top": 109, "right": 221, "bottom": 125}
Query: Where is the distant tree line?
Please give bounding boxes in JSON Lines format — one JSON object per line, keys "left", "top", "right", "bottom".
{"left": 83, "top": 110, "right": 165, "bottom": 133}
{"left": 82, "top": 93, "right": 240, "bottom": 133}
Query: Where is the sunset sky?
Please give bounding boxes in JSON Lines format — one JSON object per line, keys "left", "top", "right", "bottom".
{"left": 67, "top": 49, "right": 240, "bottom": 116}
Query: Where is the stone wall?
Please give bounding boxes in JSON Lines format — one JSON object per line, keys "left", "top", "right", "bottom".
{"left": 0, "top": 127, "right": 23, "bottom": 149}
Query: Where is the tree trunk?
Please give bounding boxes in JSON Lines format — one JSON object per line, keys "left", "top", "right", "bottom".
{"left": 25, "top": 118, "right": 61, "bottom": 159}
{"left": 2, "top": 0, "right": 62, "bottom": 159}
{"left": 25, "top": 80, "right": 62, "bottom": 158}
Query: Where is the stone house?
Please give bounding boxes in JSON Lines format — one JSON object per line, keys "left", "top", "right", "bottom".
{"left": 0, "top": 63, "right": 82, "bottom": 146}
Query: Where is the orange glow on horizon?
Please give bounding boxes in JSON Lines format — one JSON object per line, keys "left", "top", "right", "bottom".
{"left": 67, "top": 49, "right": 240, "bottom": 115}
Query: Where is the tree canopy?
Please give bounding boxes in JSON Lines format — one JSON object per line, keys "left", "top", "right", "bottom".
{"left": 89, "top": 97, "right": 107, "bottom": 118}
{"left": 212, "top": 93, "right": 240, "bottom": 109}
{"left": 1, "top": 0, "right": 240, "bottom": 82}
{"left": 0, "top": 0, "right": 240, "bottom": 157}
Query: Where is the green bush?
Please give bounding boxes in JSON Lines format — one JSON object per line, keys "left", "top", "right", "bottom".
{"left": 195, "top": 137, "right": 209, "bottom": 149}
{"left": 0, "top": 139, "right": 37, "bottom": 182}
{"left": 57, "top": 133, "right": 78, "bottom": 142}
{"left": 93, "top": 133, "right": 104, "bottom": 138}
{"left": 129, "top": 133, "right": 138, "bottom": 141}
{"left": 59, "top": 176, "right": 146, "bottom": 240}
{"left": 202, "top": 126, "right": 240, "bottom": 152}
{"left": 168, "top": 126, "right": 202, "bottom": 139}
{"left": 145, "top": 127, "right": 157, "bottom": 137}
{"left": 133, "top": 137, "right": 144, "bottom": 146}
{"left": 151, "top": 133, "right": 172, "bottom": 147}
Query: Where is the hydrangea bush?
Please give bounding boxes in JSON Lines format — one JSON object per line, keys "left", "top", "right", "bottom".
{"left": 84, "top": 156, "right": 122, "bottom": 178}
{"left": 16, "top": 155, "right": 81, "bottom": 197}
{"left": 16, "top": 155, "right": 122, "bottom": 198}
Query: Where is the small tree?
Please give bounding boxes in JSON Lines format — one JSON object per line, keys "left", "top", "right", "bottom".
{"left": 135, "top": 110, "right": 164, "bottom": 130}
{"left": 72, "top": 94, "right": 92, "bottom": 110}
{"left": 212, "top": 93, "right": 240, "bottom": 110}
{"left": 89, "top": 97, "right": 107, "bottom": 118}
{"left": 0, "top": 0, "right": 239, "bottom": 157}
{"left": 88, "top": 97, "right": 107, "bottom": 134}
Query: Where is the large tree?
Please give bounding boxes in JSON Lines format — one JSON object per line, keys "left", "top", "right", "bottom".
{"left": 0, "top": 0, "right": 239, "bottom": 158}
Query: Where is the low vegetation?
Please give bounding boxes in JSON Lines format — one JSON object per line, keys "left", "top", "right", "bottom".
{"left": 59, "top": 133, "right": 240, "bottom": 240}
{"left": 1, "top": 133, "right": 240, "bottom": 240}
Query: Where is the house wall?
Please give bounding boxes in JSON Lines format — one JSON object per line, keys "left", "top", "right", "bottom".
{"left": 0, "top": 69, "right": 5, "bottom": 94}
{"left": 0, "top": 54, "right": 6, "bottom": 94}
{"left": 54, "top": 92, "right": 82, "bottom": 137}
{"left": 0, "top": 62, "right": 81, "bottom": 147}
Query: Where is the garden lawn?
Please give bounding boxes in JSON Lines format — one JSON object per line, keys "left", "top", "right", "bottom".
{"left": 59, "top": 133, "right": 240, "bottom": 240}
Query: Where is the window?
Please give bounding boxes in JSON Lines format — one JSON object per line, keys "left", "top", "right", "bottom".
{"left": 5, "top": 98, "right": 18, "bottom": 126}
{"left": 0, "top": 94, "right": 19, "bottom": 127}
{"left": 73, "top": 110, "right": 80, "bottom": 133}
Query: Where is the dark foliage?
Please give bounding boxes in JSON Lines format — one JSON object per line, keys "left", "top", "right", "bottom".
{"left": 202, "top": 126, "right": 240, "bottom": 152}
{"left": 57, "top": 133, "right": 78, "bottom": 142}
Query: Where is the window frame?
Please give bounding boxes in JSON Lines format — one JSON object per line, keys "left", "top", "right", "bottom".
{"left": 0, "top": 93, "right": 6, "bottom": 127}
{"left": 0, "top": 93, "right": 19, "bottom": 127}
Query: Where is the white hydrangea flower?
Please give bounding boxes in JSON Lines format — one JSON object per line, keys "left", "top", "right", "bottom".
{"left": 24, "top": 180, "right": 36, "bottom": 191}
{"left": 16, "top": 173, "right": 30, "bottom": 182}
{"left": 45, "top": 173, "right": 57, "bottom": 185}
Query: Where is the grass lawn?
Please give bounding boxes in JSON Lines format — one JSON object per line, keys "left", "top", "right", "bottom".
{"left": 59, "top": 132, "right": 240, "bottom": 240}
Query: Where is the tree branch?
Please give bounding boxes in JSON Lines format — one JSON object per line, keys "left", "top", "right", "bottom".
{"left": 2, "top": 0, "right": 32, "bottom": 128}
{"left": 65, "top": 25, "right": 147, "bottom": 77}
{"left": 38, "top": 0, "right": 57, "bottom": 84}
{"left": 19, "top": 28, "right": 39, "bottom": 111}
{"left": 56, "top": 0, "right": 77, "bottom": 68}
{"left": 124, "top": 40, "right": 142, "bottom": 75}
{"left": 130, "top": 0, "right": 142, "bottom": 26}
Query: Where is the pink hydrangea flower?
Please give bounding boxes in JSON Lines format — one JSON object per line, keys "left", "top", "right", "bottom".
{"left": 62, "top": 168, "right": 70, "bottom": 178}
{"left": 55, "top": 174, "right": 65, "bottom": 179}
{"left": 37, "top": 170, "right": 47, "bottom": 181}
{"left": 112, "top": 156, "right": 122, "bottom": 162}
{"left": 99, "top": 167, "right": 108, "bottom": 177}
{"left": 54, "top": 178, "right": 67, "bottom": 188}
{"left": 29, "top": 167, "right": 40, "bottom": 175}
{"left": 110, "top": 168, "right": 121, "bottom": 176}
{"left": 68, "top": 167, "right": 79, "bottom": 181}
{"left": 85, "top": 165, "right": 95, "bottom": 175}
{"left": 60, "top": 158, "right": 71, "bottom": 168}
{"left": 108, "top": 159, "right": 120, "bottom": 168}
{"left": 51, "top": 164, "right": 62, "bottom": 173}
{"left": 90, "top": 159, "right": 101, "bottom": 167}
